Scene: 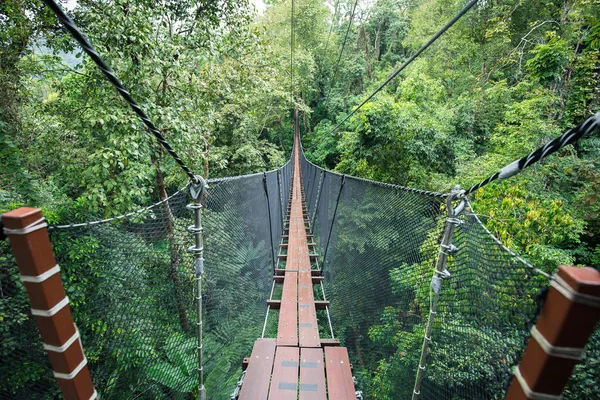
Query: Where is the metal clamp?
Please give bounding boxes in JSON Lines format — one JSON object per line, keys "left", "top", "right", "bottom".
{"left": 20, "top": 265, "right": 60, "bottom": 283}
{"left": 514, "top": 367, "right": 563, "bottom": 400}
{"left": 53, "top": 356, "right": 88, "bottom": 380}
{"left": 43, "top": 328, "right": 80, "bottom": 353}
{"left": 3, "top": 217, "right": 48, "bottom": 236}
{"left": 551, "top": 274, "right": 600, "bottom": 308}
{"left": 31, "top": 297, "right": 69, "bottom": 317}
{"left": 530, "top": 325, "right": 585, "bottom": 360}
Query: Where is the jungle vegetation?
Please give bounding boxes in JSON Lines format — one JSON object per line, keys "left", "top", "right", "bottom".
{"left": 1, "top": 0, "right": 598, "bottom": 399}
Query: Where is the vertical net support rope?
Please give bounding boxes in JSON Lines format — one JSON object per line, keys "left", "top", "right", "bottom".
{"left": 262, "top": 173, "right": 276, "bottom": 272}
{"left": 412, "top": 187, "right": 465, "bottom": 400}
{"left": 187, "top": 177, "right": 208, "bottom": 400}
{"left": 297, "top": 140, "right": 555, "bottom": 399}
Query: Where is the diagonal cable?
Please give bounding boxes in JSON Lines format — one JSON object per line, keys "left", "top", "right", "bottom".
{"left": 312, "top": 0, "right": 479, "bottom": 149}
{"left": 41, "top": 0, "right": 200, "bottom": 184}
{"left": 327, "top": 0, "right": 359, "bottom": 95}
{"left": 463, "top": 112, "right": 600, "bottom": 196}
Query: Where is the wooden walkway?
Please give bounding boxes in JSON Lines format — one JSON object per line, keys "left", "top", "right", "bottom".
{"left": 238, "top": 133, "right": 356, "bottom": 400}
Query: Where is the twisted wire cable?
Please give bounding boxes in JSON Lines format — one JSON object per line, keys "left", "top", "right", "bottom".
{"left": 464, "top": 112, "right": 600, "bottom": 196}
{"left": 42, "top": 0, "right": 200, "bottom": 184}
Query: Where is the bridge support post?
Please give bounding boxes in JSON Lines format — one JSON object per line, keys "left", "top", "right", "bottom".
{"left": 505, "top": 266, "right": 600, "bottom": 400}
{"left": 188, "top": 177, "right": 208, "bottom": 400}
{"left": 412, "top": 187, "right": 465, "bottom": 400}
{"left": 2, "top": 207, "right": 96, "bottom": 400}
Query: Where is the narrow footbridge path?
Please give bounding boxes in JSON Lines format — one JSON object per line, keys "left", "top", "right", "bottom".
{"left": 237, "top": 132, "right": 357, "bottom": 399}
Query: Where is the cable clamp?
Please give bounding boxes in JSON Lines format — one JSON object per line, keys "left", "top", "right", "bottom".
{"left": 31, "top": 297, "right": 69, "bottom": 317}
{"left": 435, "top": 269, "right": 452, "bottom": 279}
{"left": 440, "top": 244, "right": 458, "bottom": 255}
{"left": 186, "top": 203, "right": 203, "bottom": 211}
{"left": 551, "top": 274, "right": 600, "bottom": 308}
{"left": 187, "top": 225, "right": 203, "bottom": 233}
{"left": 514, "top": 367, "right": 562, "bottom": 400}
{"left": 447, "top": 217, "right": 462, "bottom": 226}
{"left": 53, "top": 356, "right": 88, "bottom": 380}
{"left": 43, "top": 328, "right": 80, "bottom": 353}
{"left": 530, "top": 326, "right": 585, "bottom": 360}
{"left": 190, "top": 175, "right": 208, "bottom": 201}
{"left": 3, "top": 217, "right": 48, "bottom": 236}
{"left": 187, "top": 245, "right": 204, "bottom": 255}
{"left": 20, "top": 265, "right": 60, "bottom": 283}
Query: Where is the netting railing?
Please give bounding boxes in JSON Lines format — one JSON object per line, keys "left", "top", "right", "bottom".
{"left": 299, "top": 146, "right": 556, "bottom": 400}
{"left": 0, "top": 159, "right": 292, "bottom": 400}
{"left": 2, "top": 140, "right": 598, "bottom": 399}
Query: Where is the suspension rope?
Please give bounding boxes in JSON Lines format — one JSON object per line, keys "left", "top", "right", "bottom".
{"left": 290, "top": 0, "right": 295, "bottom": 104}
{"left": 327, "top": 0, "right": 359, "bottom": 97}
{"left": 41, "top": 0, "right": 200, "bottom": 184}
{"left": 321, "top": 174, "right": 345, "bottom": 270}
{"left": 323, "top": 0, "right": 340, "bottom": 55}
{"left": 313, "top": 0, "right": 479, "bottom": 148}
{"left": 463, "top": 112, "right": 600, "bottom": 197}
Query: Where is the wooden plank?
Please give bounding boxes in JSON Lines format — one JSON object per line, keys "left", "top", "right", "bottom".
{"left": 314, "top": 300, "right": 330, "bottom": 310}
{"left": 325, "top": 347, "right": 356, "bottom": 400}
{"left": 277, "top": 272, "right": 298, "bottom": 346}
{"left": 238, "top": 339, "right": 276, "bottom": 400}
{"left": 268, "top": 346, "right": 300, "bottom": 400}
{"left": 300, "top": 348, "right": 326, "bottom": 400}
{"left": 320, "top": 338, "right": 340, "bottom": 347}
{"left": 298, "top": 271, "right": 320, "bottom": 348}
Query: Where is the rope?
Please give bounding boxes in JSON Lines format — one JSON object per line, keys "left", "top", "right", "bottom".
{"left": 313, "top": 0, "right": 479, "bottom": 148}
{"left": 290, "top": 0, "right": 295, "bottom": 104}
{"left": 464, "top": 112, "right": 600, "bottom": 196}
{"left": 321, "top": 174, "right": 345, "bottom": 270}
{"left": 327, "top": 0, "right": 359, "bottom": 96}
{"left": 41, "top": 0, "right": 199, "bottom": 184}
{"left": 49, "top": 184, "right": 189, "bottom": 230}
{"left": 263, "top": 172, "right": 276, "bottom": 272}
{"left": 466, "top": 200, "right": 551, "bottom": 278}
{"left": 323, "top": 0, "right": 340, "bottom": 55}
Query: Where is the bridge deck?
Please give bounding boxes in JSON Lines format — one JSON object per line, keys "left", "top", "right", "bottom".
{"left": 238, "top": 132, "right": 356, "bottom": 399}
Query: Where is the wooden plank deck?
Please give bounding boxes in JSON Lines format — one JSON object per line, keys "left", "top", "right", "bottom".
{"left": 300, "top": 348, "right": 327, "bottom": 400}
{"left": 268, "top": 346, "right": 300, "bottom": 400}
{"left": 238, "top": 339, "right": 276, "bottom": 400}
{"left": 239, "top": 130, "right": 356, "bottom": 399}
{"left": 325, "top": 347, "right": 356, "bottom": 400}
{"left": 277, "top": 271, "right": 298, "bottom": 346}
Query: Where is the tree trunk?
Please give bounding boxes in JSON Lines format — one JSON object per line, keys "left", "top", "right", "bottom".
{"left": 156, "top": 158, "right": 190, "bottom": 332}
{"left": 375, "top": 19, "right": 384, "bottom": 61}
{"left": 351, "top": 325, "right": 366, "bottom": 369}
{"left": 204, "top": 140, "right": 210, "bottom": 178}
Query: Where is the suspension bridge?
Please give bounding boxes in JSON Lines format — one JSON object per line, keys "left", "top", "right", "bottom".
{"left": 1, "top": 1, "right": 600, "bottom": 400}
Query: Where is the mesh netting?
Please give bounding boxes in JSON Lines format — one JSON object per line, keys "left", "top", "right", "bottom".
{"left": 0, "top": 160, "right": 292, "bottom": 400}
{"left": 2, "top": 140, "right": 598, "bottom": 400}
{"left": 299, "top": 146, "right": 554, "bottom": 400}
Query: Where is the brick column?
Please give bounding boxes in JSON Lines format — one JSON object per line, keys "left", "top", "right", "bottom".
{"left": 505, "top": 265, "right": 600, "bottom": 400}
{"left": 3, "top": 207, "right": 96, "bottom": 400}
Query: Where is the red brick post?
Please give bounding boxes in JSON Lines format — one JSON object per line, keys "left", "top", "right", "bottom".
{"left": 505, "top": 265, "right": 600, "bottom": 400}
{"left": 3, "top": 207, "right": 97, "bottom": 400}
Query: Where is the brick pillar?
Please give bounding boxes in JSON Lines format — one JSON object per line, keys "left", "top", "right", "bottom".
{"left": 505, "top": 265, "right": 600, "bottom": 400}
{"left": 3, "top": 207, "right": 97, "bottom": 400}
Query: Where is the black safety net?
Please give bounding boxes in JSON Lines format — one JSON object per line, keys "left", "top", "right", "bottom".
{"left": 2, "top": 139, "right": 598, "bottom": 400}
{"left": 299, "top": 143, "right": 555, "bottom": 400}
{"left": 0, "top": 159, "right": 292, "bottom": 400}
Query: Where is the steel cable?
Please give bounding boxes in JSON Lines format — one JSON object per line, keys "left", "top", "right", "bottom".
{"left": 312, "top": 0, "right": 480, "bottom": 149}
{"left": 42, "top": 0, "right": 200, "bottom": 184}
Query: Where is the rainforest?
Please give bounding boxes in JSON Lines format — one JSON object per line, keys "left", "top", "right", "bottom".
{"left": 1, "top": 0, "right": 598, "bottom": 399}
